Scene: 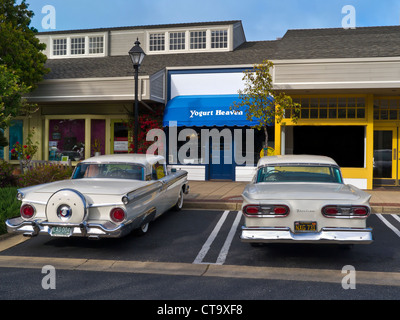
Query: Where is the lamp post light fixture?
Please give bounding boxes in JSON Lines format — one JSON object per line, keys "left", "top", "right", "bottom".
{"left": 128, "top": 38, "right": 146, "bottom": 153}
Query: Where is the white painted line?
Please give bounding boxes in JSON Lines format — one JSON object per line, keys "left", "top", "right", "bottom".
{"left": 392, "top": 214, "right": 400, "bottom": 224}
{"left": 193, "top": 210, "right": 229, "bottom": 264}
{"left": 216, "top": 211, "right": 242, "bottom": 265}
{"left": 376, "top": 214, "right": 400, "bottom": 238}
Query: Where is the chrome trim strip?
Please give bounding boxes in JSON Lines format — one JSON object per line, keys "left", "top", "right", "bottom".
{"left": 240, "top": 226, "right": 374, "bottom": 244}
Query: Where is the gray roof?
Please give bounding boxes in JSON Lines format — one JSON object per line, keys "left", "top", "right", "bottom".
{"left": 43, "top": 25, "right": 400, "bottom": 80}
{"left": 38, "top": 20, "right": 242, "bottom": 35}
{"left": 44, "top": 41, "right": 278, "bottom": 79}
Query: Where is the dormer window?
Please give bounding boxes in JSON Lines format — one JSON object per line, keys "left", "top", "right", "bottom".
{"left": 53, "top": 38, "right": 67, "bottom": 56}
{"left": 89, "top": 36, "right": 104, "bottom": 54}
{"left": 190, "top": 31, "right": 206, "bottom": 49}
{"left": 169, "top": 32, "right": 185, "bottom": 50}
{"left": 51, "top": 34, "right": 106, "bottom": 58}
{"left": 149, "top": 33, "right": 165, "bottom": 51}
{"left": 211, "top": 30, "right": 228, "bottom": 49}
{"left": 146, "top": 28, "right": 229, "bottom": 54}
{"left": 71, "top": 37, "right": 85, "bottom": 55}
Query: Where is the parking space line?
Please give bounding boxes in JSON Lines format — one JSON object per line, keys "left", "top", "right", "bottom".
{"left": 376, "top": 214, "right": 400, "bottom": 238}
{"left": 193, "top": 210, "right": 230, "bottom": 264}
{"left": 392, "top": 214, "right": 400, "bottom": 224}
{"left": 215, "top": 211, "right": 242, "bottom": 265}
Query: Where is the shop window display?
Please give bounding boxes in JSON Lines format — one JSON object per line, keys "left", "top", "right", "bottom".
{"left": 49, "top": 119, "right": 85, "bottom": 161}
{"left": 91, "top": 119, "right": 105, "bottom": 156}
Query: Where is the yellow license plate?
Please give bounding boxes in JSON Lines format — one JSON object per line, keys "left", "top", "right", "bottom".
{"left": 294, "top": 221, "right": 317, "bottom": 233}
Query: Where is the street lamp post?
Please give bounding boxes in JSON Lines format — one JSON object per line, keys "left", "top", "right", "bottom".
{"left": 128, "top": 38, "right": 146, "bottom": 153}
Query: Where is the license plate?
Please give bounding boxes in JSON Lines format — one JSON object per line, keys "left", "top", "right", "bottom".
{"left": 294, "top": 221, "right": 317, "bottom": 233}
{"left": 51, "top": 226, "right": 72, "bottom": 237}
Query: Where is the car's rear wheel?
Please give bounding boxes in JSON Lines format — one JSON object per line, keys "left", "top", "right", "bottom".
{"left": 173, "top": 188, "right": 184, "bottom": 211}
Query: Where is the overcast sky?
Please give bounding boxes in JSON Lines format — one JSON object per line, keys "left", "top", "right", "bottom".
{"left": 28, "top": 0, "right": 400, "bottom": 40}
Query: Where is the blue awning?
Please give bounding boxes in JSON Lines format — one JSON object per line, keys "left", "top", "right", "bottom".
{"left": 163, "top": 95, "right": 257, "bottom": 127}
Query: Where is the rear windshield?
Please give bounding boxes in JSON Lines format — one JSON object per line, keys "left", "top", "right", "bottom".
{"left": 256, "top": 165, "right": 343, "bottom": 184}
{"left": 72, "top": 163, "right": 144, "bottom": 180}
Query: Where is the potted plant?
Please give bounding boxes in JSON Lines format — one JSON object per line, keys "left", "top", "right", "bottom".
{"left": 92, "top": 138, "right": 102, "bottom": 156}
{"left": 11, "top": 128, "right": 39, "bottom": 171}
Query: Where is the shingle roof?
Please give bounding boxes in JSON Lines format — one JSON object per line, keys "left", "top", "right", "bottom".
{"left": 43, "top": 41, "right": 278, "bottom": 79}
{"left": 38, "top": 20, "right": 242, "bottom": 35}
{"left": 275, "top": 25, "right": 400, "bottom": 59}
{"left": 43, "top": 25, "right": 400, "bottom": 80}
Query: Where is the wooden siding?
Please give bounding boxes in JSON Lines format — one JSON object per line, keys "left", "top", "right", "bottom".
{"left": 109, "top": 31, "right": 145, "bottom": 56}
{"left": 273, "top": 58, "right": 400, "bottom": 90}
{"left": 27, "top": 77, "right": 150, "bottom": 102}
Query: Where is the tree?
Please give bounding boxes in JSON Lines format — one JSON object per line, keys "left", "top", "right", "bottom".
{"left": 0, "top": 0, "right": 49, "bottom": 88}
{"left": 0, "top": 64, "right": 30, "bottom": 146}
{"left": 233, "top": 59, "right": 300, "bottom": 150}
{"left": 0, "top": 0, "right": 49, "bottom": 145}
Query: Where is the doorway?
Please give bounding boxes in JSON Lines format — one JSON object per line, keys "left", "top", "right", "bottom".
{"left": 374, "top": 126, "right": 399, "bottom": 186}
{"left": 209, "top": 139, "right": 233, "bottom": 180}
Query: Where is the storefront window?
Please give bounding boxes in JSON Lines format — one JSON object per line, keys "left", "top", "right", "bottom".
{"left": 91, "top": 119, "right": 105, "bottom": 156}
{"left": 289, "top": 97, "right": 366, "bottom": 120}
{"left": 49, "top": 119, "right": 85, "bottom": 161}
{"left": 374, "top": 98, "right": 400, "bottom": 120}
{"left": 285, "top": 126, "right": 365, "bottom": 168}
{"left": 9, "top": 120, "right": 23, "bottom": 160}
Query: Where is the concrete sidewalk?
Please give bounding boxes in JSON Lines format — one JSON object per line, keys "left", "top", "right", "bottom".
{"left": 183, "top": 181, "right": 400, "bottom": 214}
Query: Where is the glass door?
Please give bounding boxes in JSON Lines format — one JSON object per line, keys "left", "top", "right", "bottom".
{"left": 373, "top": 127, "right": 398, "bottom": 186}
{"left": 111, "top": 120, "right": 129, "bottom": 154}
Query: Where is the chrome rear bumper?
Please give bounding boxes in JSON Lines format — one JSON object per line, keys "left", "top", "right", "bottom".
{"left": 240, "top": 226, "right": 374, "bottom": 244}
{"left": 6, "top": 217, "right": 134, "bottom": 239}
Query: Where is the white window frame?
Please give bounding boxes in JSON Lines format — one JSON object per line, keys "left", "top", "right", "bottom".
{"left": 52, "top": 38, "right": 68, "bottom": 56}
{"left": 169, "top": 31, "right": 186, "bottom": 51}
{"left": 211, "top": 29, "right": 228, "bottom": 49}
{"left": 189, "top": 30, "right": 207, "bottom": 50}
{"left": 149, "top": 32, "right": 165, "bottom": 52}
{"left": 50, "top": 33, "right": 107, "bottom": 59}
{"left": 146, "top": 27, "right": 230, "bottom": 55}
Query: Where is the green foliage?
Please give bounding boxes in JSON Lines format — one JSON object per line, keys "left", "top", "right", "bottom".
{"left": 18, "top": 164, "right": 73, "bottom": 188}
{"left": 0, "top": 0, "right": 49, "bottom": 89}
{"left": 0, "top": 0, "right": 48, "bottom": 134}
{"left": 232, "top": 59, "right": 300, "bottom": 147}
{"left": 0, "top": 187, "right": 21, "bottom": 235}
{"left": 0, "top": 65, "right": 30, "bottom": 131}
{"left": 0, "top": 160, "right": 18, "bottom": 188}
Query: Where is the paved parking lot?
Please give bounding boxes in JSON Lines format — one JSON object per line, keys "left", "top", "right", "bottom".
{"left": 1, "top": 209, "right": 400, "bottom": 300}
{"left": 1, "top": 210, "right": 400, "bottom": 272}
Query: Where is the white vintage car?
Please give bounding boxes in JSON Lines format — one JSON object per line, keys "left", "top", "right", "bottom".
{"left": 6, "top": 154, "right": 189, "bottom": 239}
{"left": 240, "top": 155, "right": 373, "bottom": 245}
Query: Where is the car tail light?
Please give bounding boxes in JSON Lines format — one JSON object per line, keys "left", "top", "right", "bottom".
{"left": 110, "top": 208, "right": 126, "bottom": 223}
{"left": 274, "top": 206, "right": 289, "bottom": 215}
{"left": 322, "top": 205, "right": 369, "bottom": 218}
{"left": 20, "top": 204, "right": 35, "bottom": 219}
{"left": 243, "top": 205, "right": 289, "bottom": 217}
{"left": 353, "top": 207, "right": 369, "bottom": 216}
{"left": 244, "top": 205, "right": 260, "bottom": 215}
